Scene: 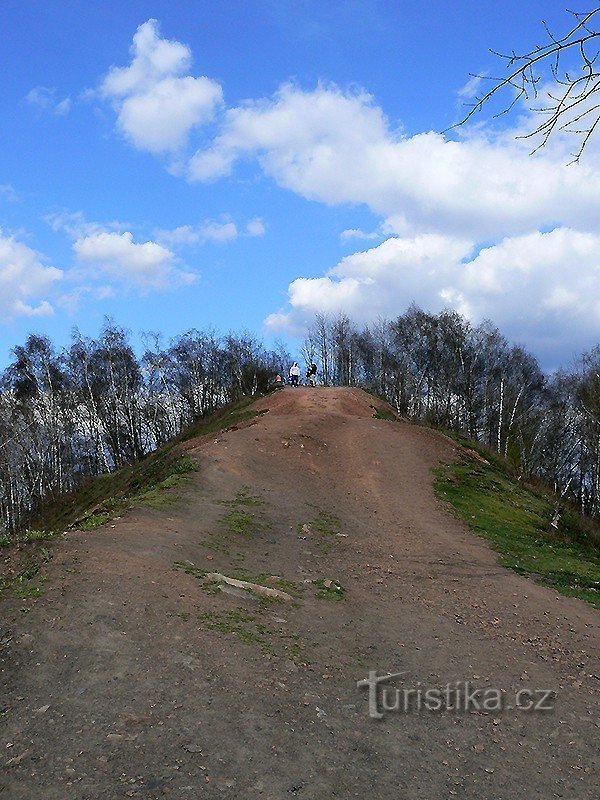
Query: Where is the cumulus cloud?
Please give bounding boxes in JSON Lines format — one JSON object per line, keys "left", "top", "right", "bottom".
{"left": 0, "top": 232, "right": 62, "bottom": 320}
{"left": 181, "top": 80, "right": 600, "bottom": 362}
{"left": 198, "top": 219, "right": 238, "bottom": 242}
{"left": 92, "top": 28, "right": 599, "bottom": 362}
{"left": 266, "top": 229, "right": 600, "bottom": 364}
{"left": 100, "top": 19, "right": 222, "bottom": 153}
{"left": 26, "top": 86, "right": 71, "bottom": 115}
{"left": 188, "top": 83, "right": 600, "bottom": 241}
{"left": 73, "top": 230, "right": 195, "bottom": 290}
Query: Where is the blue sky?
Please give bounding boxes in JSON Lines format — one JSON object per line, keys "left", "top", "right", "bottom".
{"left": 1, "top": 1, "right": 598, "bottom": 369}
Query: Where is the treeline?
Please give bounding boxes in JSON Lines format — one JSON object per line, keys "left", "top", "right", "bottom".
{"left": 303, "top": 309, "right": 600, "bottom": 518}
{"left": 1, "top": 309, "right": 599, "bottom": 534}
{"left": 0, "top": 323, "right": 289, "bottom": 533}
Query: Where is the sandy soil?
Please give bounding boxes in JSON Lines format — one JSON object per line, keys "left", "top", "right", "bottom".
{"left": 1, "top": 387, "right": 598, "bottom": 799}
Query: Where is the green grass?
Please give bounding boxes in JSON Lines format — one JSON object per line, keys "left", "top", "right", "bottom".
{"left": 313, "top": 579, "right": 345, "bottom": 601}
{"left": 0, "top": 528, "right": 57, "bottom": 547}
{"left": 434, "top": 443, "right": 600, "bottom": 608}
{"left": 194, "top": 609, "right": 309, "bottom": 662}
{"left": 196, "top": 609, "right": 269, "bottom": 649}
{"left": 1, "top": 548, "right": 51, "bottom": 601}
{"left": 373, "top": 406, "right": 398, "bottom": 421}
{"left": 298, "top": 508, "right": 344, "bottom": 554}
{"left": 179, "top": 399, "right": 267, "bottom": 442}
{"left": 221, "top": 509, "right": 256, "bottom": 534}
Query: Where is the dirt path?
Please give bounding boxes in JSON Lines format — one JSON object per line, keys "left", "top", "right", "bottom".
{"left": 1, "top": 387, "right": 598, "bottom": 799}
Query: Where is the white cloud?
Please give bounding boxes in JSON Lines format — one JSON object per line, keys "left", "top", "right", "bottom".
{"left": 73, "top": 230, "right": 195, "bottom": 290}
{"left": 100, "top": 19, "right": 222, "bottom": 153}
{"left": 154, "top": 224, "right": 200, "bottom": 246}
{"left": 26, "top": 86, "right": 71, "bottom": 115}
{"left": 456, "top": 73, "right": 487, "bottom": 100}
{"left": 246, "top": 217, "right": 266, "bottom": 237}
{"left": 155, "top": 219, "right": 237, "bottom": 245}
{"left": 92, "top": 29, "right": 600, "bottom": 361}
{"left": 0, "top": 232, "right": 62, "bottom": 320}
{"left": 340, "top": 228, "right": 380, "bottom": 242}
{"left": 181, "top": 80, "right": 600, "bottom": 362}
{"left": 266, "top": 229, "right": 600, "bottom": 364}
{"left": 188, "top": 83, "right": 600, "bottom": 241}
{"left": 156, "top": 216, "right": 265, "bottom": 246}
{"left": 46, "top": 210, "right": 130, "bottom": 239}
{"left": 198, "top": 219, "right": 238, "bottom": 242}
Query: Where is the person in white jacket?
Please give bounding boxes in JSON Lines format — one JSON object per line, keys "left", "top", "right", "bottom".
{"left": 289, "top": 362, "right": 301, "bottom": 387}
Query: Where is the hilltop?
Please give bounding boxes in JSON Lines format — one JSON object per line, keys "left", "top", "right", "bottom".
{"left": 1, "top": 387, "right": 598, "bottom": 799}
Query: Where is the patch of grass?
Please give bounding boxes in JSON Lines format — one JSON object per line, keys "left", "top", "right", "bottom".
{"left": 13, "top": 449, "right": 198, "bottom": 538}
{"left": 216, "top": 487, "right": 265, "bottom": 507}
{"left": 198, "top": 533, "right": 231, "bottom": 555}
{"left": 434, "top": 451, "right": 600, "bottom": 608}
{"left": 196, "top": 609, "right": 309, "bottom": 661}
{"left": 173, "top": 560, "right": 207, "bottom": 578}
{"left": 299, "top": 508, "right": 344, "bottom": 554}
{"left": 197, "top": 609, "right": 271, "bottom": 651}
{"left": 221, "top": 509, "right": 256, "bottom": 535}
{"left": 0, "top": 528, "right": 59, "bottom": 547}
{"left": 1, "top": 551, "right": 51, "bottom": 601}
{"left": 373, "top": 406, "right": 398, "bottom": 421}
{"left": 179, "top": 399, "right": 268, "bottom": 442}
{"left": 14, "top": 583, "right": 44, "bottom": 599}
{"left": 313, "top": 579, "right": 346, "bottom": 601}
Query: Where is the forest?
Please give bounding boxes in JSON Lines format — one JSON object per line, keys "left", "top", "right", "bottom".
{"left": 0, "top": 308, "right": 599, "bottom": 534}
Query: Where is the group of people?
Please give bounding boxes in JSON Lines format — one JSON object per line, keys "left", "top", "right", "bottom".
{"left": 273, "top": 362, "right": 318, "bottom": 388}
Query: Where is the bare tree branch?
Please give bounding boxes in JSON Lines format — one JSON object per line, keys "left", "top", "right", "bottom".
{"left": 448, "top": 8, "right": 600, "bottom": 161}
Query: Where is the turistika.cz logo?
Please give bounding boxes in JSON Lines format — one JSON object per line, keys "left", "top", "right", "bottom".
{"left": 357, "top": 671, "right": 556, "bottom": 719}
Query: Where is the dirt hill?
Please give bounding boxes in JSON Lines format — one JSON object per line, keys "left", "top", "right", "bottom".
{"left": 1, "top": 387, "right": 598, "bottom": 799}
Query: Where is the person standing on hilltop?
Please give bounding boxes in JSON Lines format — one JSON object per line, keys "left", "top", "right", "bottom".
{"left": 306, "top": 363, "right": 317, "bottom": 387}
{"left": 289, "top": 362, "right": 300, "bottom": 387}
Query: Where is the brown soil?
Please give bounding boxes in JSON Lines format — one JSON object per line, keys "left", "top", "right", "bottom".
{"left": 1, "top": 387, "right": 598, "bottom": 799}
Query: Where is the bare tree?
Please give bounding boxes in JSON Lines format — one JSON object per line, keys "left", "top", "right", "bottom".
{"left": 453, "top": 8, "right": 600, "bottom": 161}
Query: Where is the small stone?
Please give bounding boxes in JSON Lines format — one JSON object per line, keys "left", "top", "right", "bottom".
{"left": 183, "top": 744, "right": 203, "bottom": 753}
